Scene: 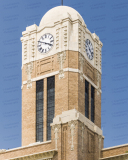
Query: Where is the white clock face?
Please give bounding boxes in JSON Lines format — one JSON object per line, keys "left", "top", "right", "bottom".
{"left": 37, "top": 33, "right": 54, "bottom": 53}
{"left": 85, "top": 39, "right": 94, "bottom": 60}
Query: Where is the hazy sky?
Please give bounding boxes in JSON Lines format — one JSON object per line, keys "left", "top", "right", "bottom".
{"left": 0, "top": 0, "right": 128, "bottom": 149}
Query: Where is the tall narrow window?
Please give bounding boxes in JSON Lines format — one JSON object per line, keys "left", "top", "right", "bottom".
{"left": 36, "top": 80, "right": 44, "bottom": 142}
{"left": 91, "top": 86, "right": 95, "bottom": 122}
{"left": 85, "top": 80, "right": 89, "bottom": 118}
{"left": 47, "top": 76, "right": 55, "bottom": 140}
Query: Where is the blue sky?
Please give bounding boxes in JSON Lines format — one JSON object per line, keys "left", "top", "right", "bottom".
{"left": 0, "top": 0, "right": 128, "bottom": 149}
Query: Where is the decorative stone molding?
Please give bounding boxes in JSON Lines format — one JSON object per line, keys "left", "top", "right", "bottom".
{"left": 88, "top": 133, "right": 91, "bottom": 152}
{"left": 9, "top": 150, "right": 57, "bottom": 160}
{"left": 98, "top": 135, "right": 102, "bottom": 158}
{"left": 78, "top": 27, "right": 82, "bottom": 51}
{"left": 57, "top": 51, "right": 66, "bottom": 79}
{"left": 95, "top": 43, "right": 102, "bottom": 73}
{"left": 51, "top": 109, "right": 103, "bottom": 136}
{"left": 97, "top": 71, "right": 100, "bottom": 95}
{"left": 23, "top": 40, "right": 28, "bottom": 60}
{"left": 81, "top": 122, "right": 85, "bottom": 152}
{"left": 79, "top": 54, "right": 84, "bottom": 82}
{"left": 31, "top": 37, "right": 35, "bottom": 58}
{"left": 23, "top": 67, "right": 102, "bottom": 93}
{"left": 68, "top": 120, "right": 77, "bottom": 151}
{"left": 83, "top": 30, "right": 86, "bottom": 53}
{"left": 95, "top": 46, "right": 98, "bottom": 67}
{"left": 52, "top": 124, "right": 61, "bottom": 150}
{"left": 77, "top": 14, "right": 83, "bottom": 23}
{"left": 36, "top": 56, "right": 54, "bottom": 76}
{"left": 100, "top": 51, "right": 102, "bottom": 70}
{"left": 21, "top": 28, "right": 36, "bottom": 64}
{"left": 56, "top": 28, "right": 60, "bottom": 49}
{"left": 100, "top": 153, "right": 128, "bottom": 160}
{"left": 26, "top": 62, "right": 33, "bottom": 89}
{"left": 63, "top": 26, "right": 67, "bottom": 47}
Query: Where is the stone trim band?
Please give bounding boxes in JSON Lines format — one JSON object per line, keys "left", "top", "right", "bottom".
{"left": 22, "top": 68, "right": 102, "bottom": 93}
{"left": 9, "top": 150, "right": 57, "bottom": 160}
{"left": 51, "top": 109, "right": 103, "bottom": 137}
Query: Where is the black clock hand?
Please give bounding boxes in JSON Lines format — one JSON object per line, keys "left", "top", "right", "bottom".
{"left": 89, "top": 47, "right": 92, "bottom": 54}
{"left": 38, "top": 41, "right": 44, "bottom": 43}
{"left": 45, "top": 42, "right": 53, "bottom": 46}
{"left": 38, "top": 41, "right": 53, "bottom": 46}
{"left": 38, "top": 41, "right": 47, "bottom": 44}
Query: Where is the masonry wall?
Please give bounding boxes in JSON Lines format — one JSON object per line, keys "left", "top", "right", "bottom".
{"left": 22, "top": 82, "right": 36, "bottom": 146}
{"left": 0, "top": 142, "right": 53, "bottom": 160}
{"left": 101, "top": 145, "right": 128, "bottom": 158}
{"left": 22, "top": 50, "right": 101, "bottom": 146}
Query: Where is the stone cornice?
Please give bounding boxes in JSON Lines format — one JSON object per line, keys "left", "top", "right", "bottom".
{"left": 51, "top": 109, "right": 103, "bottom": 136}
{"left": 8, "top": 149, "right": 57, "bottom": 160}
{"left": 0, "top": 141, "right": 51, "bottom": 155}
{"left": 100, "top": 152, "right": 128, "bottom": 160}
{"left": 102, "top": 143, "right": 128, "bottom": 151}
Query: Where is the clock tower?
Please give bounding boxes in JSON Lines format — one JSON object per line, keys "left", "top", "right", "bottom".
{"left": 21, "top": 6, "right": 103, "bottom": 160}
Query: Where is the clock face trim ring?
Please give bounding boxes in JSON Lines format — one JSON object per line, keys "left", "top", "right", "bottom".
{"left": 37, "top": 33, "right": 54, "bottom": 54}
{"left": 85, "top": 39, "right": 94, "bottom": 60}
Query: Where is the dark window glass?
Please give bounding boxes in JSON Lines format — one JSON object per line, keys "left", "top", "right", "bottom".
{"left": 91, "top": 86, "right": 95, "bottom": 123}
{"left": 36, "top": 80, "right": 43, "bottom": 142}
{"left": 47, "top": 76, "right": 55, "bottom": 140}
{"left": 85, "top": 80, "right": 89, "bottom": 118}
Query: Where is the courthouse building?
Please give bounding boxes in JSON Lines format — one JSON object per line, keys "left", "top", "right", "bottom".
{"left": 0, "top": 5, "right": 128, "bottom": 160}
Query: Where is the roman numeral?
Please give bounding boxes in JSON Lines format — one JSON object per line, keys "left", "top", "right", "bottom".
{"left": 41, "top": 36, "right": 44, "bottom": 40}
{"left": 38, "top": 47, "right": 42, "bottom": 52}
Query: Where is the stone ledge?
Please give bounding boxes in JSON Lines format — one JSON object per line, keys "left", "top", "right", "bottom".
{"left": 9, "top": 149, "right": 57, "bottom": 160}
{"left": 51, "top": 109, "right": 103, "bottom": 136}
{"left": 0, "top": 149, "right": 6, "bottom": 153}
{"left": 102, "top": 143, "right": 128, "bottom": 151}
{"left": 0, "top": 141, "right": 51, "bottom": 154}
{"left": 22, "top": 68, "right": 102, "bottom": 93}
{"left": 100, "top": 152, "right": 128, "bottom": 160}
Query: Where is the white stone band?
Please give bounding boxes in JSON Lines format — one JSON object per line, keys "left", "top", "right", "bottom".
{"left": 51, "top": 109, "right": 103, "bottom": 136}
{"left": 22, "top": 68, "right": 101, "bottom": 92}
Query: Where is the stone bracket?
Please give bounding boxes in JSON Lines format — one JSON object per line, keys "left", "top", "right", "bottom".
{"left": 26, "top": 62, "right": 33, "bottom": 89}
{"left": 57, "top": 51, "right": 66, "bottom": 79}
{"left": 68, "top": 120, "right": 77, "bottom": 151}
{"left": 52, "top": 124, "right": 61, "bottom": 150}
{"left": 79, "top": 54, "right": 84, "bottom": 82}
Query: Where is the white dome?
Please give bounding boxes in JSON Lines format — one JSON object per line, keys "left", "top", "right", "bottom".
{"left": 39, "top": 6, "right": 84, "bottom": 26}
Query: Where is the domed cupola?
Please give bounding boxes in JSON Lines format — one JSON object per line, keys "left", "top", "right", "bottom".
{"left": 39, "top": 6, "right": 85, "bottom": 27}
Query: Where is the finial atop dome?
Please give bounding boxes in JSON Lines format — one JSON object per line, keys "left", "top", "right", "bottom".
{"left": 61, "top": 0, "right": 63, "bottom": 6}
